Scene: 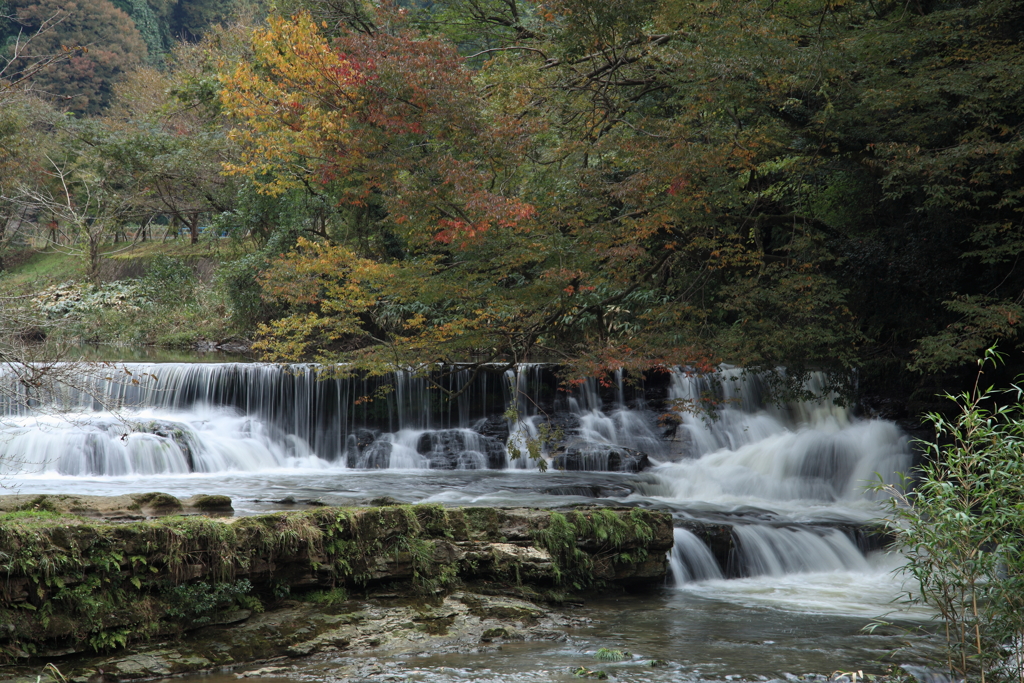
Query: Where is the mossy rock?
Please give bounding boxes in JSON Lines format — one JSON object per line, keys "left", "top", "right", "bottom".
{"left": 131, "top": 492, "right": 183, "bottom": 513}
{"left": 13, "top": 495, "right": 60, "bottom": 513}
{"left": 0, "top": 505, "right": 672, "bottom": 659}
{"left": 185, "top": 495, "right": 233, "bottom": 512}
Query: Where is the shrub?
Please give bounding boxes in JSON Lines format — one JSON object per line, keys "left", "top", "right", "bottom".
{"left": 141, "top": 255, "right": 197, "bottom": 305}
{"left": 162, "top": 579, "right": 256, "bottom": 626}
{"left": 881, "top": 349, "right": 1024, "bottom": 683}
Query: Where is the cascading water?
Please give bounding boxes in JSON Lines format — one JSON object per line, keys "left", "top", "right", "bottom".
{"left": 0, "top": 363, "right": 516, "bottom": 475}
{"left": 731, "top": 525, "right": 871, "bottom": 577}
{"left": 648, "top": 367, "right": 918, "bottom": 628}
{"left": 1, "top": 360, "right": 919, "bottom": 628}
{"left": 669, "top": 528, "right": 725, "bottom": 582}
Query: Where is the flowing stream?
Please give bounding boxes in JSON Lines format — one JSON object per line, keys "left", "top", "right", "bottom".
{"left": 0, "top": 362, "right": 933, "bottom": 679}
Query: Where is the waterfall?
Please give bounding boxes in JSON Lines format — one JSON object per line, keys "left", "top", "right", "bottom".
{"left": 2, "top": 358, "right": 920, "bottom": 622}
{"left": 0, "top": 363, "right": 516, "bottom": 475}
{"left": 670, "top": 528, "right": 725, "bottom": 583}
{"left": 653, "top": 368, "right": 909, "bottom": 504}
{"left": 0, "top": 362, "right": 910, "bottom": 525}
{"left": 0, "top": 408, "right": 326, "bottom": 476}
{"left": 732, "top": 525, "right": 870, "bottom": 577}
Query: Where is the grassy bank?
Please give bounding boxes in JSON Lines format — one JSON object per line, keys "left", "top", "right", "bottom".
{"left": 0, "top": 239, "right": 254, "bottom": 350}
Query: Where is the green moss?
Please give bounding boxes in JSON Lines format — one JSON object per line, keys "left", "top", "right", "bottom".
{"left": 13, "top": 496, "right": 61, "bottom": 514}
{"left": 131, "top": 492, "right": 183, "bottom": 510}
{"left": 0, "top": 510, "right": 77, "bottom": 524}
{"left": 461, "top": 507, "right": 506, "bottom": 539}
{"left": 531, "top": 508, "right": 658, "bottom": 590}
{"left": 0, "top": 505, "right": 669, "bottom": 660}
{"left": 186, "top": 495, "right": 233, "bottom": 511}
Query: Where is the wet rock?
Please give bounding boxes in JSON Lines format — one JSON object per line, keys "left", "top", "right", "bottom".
{"left": 130, "top": 492, "right": 184, "bottom": 516}
{"left": 346, "top": 429, "right": 381, "bottom": 468}
{"left": 184, "top": 494, "right": 233, "bottom": 514}
{"left": 31, "top": 592, "right": 584, "bottom": 681}
{"left": 215, "top": 338, "right": 251, "bottom": 354}
{"left": 542, "top": 485, "right": 634, "bottom": 498}
{"left": 638, "top": 370, "right": 673, "bottom": 406}
{"left": 551, "top": 441, "right": 651, "bottom": 472}
{"left": 543, "top": 412, "right": 581, "bottom": 435}
{"left": 473, "top": 415, "right": 510, "bottom": 444}
{"left": 235, "top": 666, "right": 288, "bottom": 678}
{"left": 676, "top": 520, "right": 736, "bottom": 576}
{"left": 0, "top": 504, "right": 671, "bottom": 669}
{"left": 133, "top": 421, "right": 196, "bottom": 470}
{"left": 358, "top": 440, "right": 393, "bottom": 469}
{"left": 415, "top": 429, "right": 506, "bottom": 470}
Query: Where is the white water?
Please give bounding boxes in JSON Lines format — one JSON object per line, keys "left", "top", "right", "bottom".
{"left": 649, "top": 368, "right": 923, "bottom": 623}
{"left": 670, "top": 528, "right": 725, "bottom": 582}
{"left": 0, "top": 361, "right": 924, "bottom": 625}
{"left": 678, "top": 551, "right": 926, "bottom": 619}
{"left": 0, "top": 407, "right": 330, "bottom": 476}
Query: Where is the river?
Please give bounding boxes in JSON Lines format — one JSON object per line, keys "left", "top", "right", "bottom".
{"left": 0, "top": 362, "right": 937, "bottom": 679}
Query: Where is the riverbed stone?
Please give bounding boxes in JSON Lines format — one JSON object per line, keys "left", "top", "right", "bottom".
{"left": 0, "top": 493, "right": 234, "bottom": 520}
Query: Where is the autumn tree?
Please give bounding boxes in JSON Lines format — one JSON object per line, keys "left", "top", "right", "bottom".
{"left": 216, "top": 0, "right": 1023, "bottom": 402}
{"left": 219, "top": 10, "right": 737, "bottom": 382}
{"left": 3, "top": 0, "right": 148, "bottom": 115}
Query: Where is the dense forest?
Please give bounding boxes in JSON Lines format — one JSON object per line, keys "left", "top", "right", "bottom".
{"left": 0, "top": 0, "right": 1021, "bottom": 412}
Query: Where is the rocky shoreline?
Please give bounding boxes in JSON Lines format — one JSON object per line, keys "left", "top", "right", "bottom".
{"left": 1, "top": 589, "right": 590, "bottom": 683}
{"left": 0, "top": 495, "right": 673, "bottom": 682}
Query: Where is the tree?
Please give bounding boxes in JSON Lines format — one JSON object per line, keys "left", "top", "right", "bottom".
{"left": 4, "top": 0, "right": 148, "bottom": 115}
{"left": 103, "top": 55, "right": 239, "bottom": 244}
{"left": 1, "top": 9, "right": 87, "bottom": 104}
{"left": 214, "top": 0, "right": 1023, "bottom": 401}
{"left": 0, "top": 95, "right": 60, "bottom": 269}
{"left": 218, "top": 6, "right": 862, "bottom": 390}
{"left": 8, "top": 115, "right": 151, "bottom": 281}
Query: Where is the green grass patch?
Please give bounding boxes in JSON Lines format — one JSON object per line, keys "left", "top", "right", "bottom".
{"left": 0, "top": 249, "right": 85, "bottom": 292}
{"left": 101, "top": 236, "right": 250, "bottom": 261}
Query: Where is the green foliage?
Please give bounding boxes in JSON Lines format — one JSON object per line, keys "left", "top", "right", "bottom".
{"left": 88, "top": 626, "right": 132, "bottom": 652}
{"left": 140, "top": 255, "right": 197, "bottom": 304}
{"left": 162, "top": 579, "right": 254, "bottom": 626}
{"left": 505, "top": 401, "right": 564, "bottom": 472}
{"left": 202, "top": 0, "right": 1023, "bottom": 390}
{"left": 118, "top": 0, "right": 165, "bottom": 63}
{"left": 0, "top": 0, "right": 1018, "bottom": 387}
{"left": 594, "top": 647, "right": 627, "bottom": 663}
{"left": 573, "top": 667, "right": 608, "bottom": 679}
{"left": 531, "top": 508, "right": 656, "bottom": 590}
{"left": 299, "top": 586, "right": 348, "bottom": 606}
{"left": 879, "top": 349, "right": 1024, "bottom": 683}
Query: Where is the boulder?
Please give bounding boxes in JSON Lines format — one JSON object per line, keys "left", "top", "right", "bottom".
{"left": 415, "top": 429, "right": 506, "bottom": 470}
{"left": 551, "top": 440, "right": 651, "bottom": 472}
{"left": 473, "top": 415, "right": 510, "bottom": 443}
{"left": 357, "top": 440, "right": 392, "bottom": 469}
{"left": 345, "top": 429, "right": 380, "bottom": 468}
